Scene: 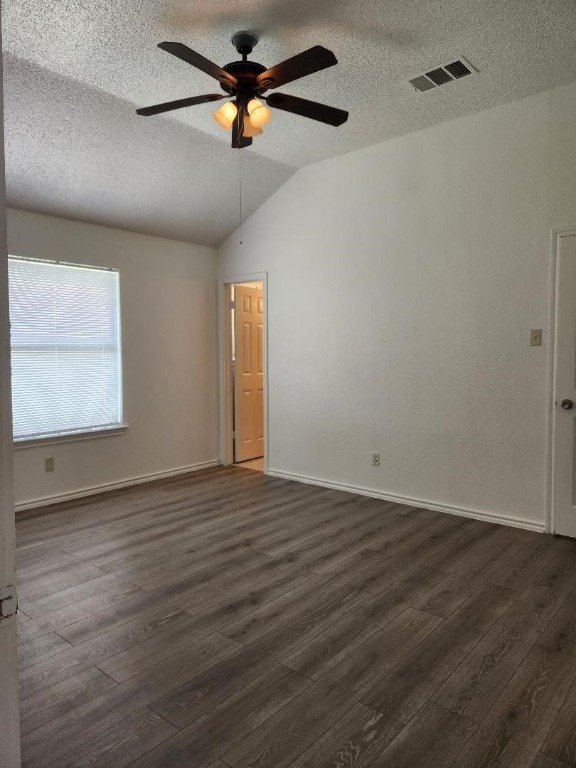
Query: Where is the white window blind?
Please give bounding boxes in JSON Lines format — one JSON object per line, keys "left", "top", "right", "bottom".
{"left": 8, "top": 256, "right": 122, "bottom": 441}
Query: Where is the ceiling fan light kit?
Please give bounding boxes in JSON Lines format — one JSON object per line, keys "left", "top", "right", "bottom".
{"left": 247, "top": 99, "right": 271, "bottom": 128}
{"left": 212, "top": 101, "right": 238, "bottom": 130}
{"left": 136, "top": 32, "right": 349, "bottom": 148}
{"left": 212, "top": 98, "right": 270, "bottom": 135}
{"left": 241, "top": 116, "right": 263, "bottom": 138}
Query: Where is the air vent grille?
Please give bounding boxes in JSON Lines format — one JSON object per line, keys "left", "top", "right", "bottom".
{"left": 425, "top": 67, "right": 453, "bottom": 86}
{"left": 409, "top": 57, "right": 476, "bottom": 93}
{"left": 408, "top": 75, "right": 436, "bottom": 92}
{"left": 444, "top": 60, "right": 472, "bottom": 79}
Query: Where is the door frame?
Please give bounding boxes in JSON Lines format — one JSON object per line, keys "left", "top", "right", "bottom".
{"left": 218, "top": 271, "right": 268, "bottom": 469}
{"left": 0, "top": 11, "right": 21, "bottom": 763}
{"left": 548, "top": 226, "right": 576, "bottom": 535}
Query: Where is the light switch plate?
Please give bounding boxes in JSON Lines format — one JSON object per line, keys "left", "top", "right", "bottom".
{"left": 530, "top": 329, "right": 542, "bottom": 346}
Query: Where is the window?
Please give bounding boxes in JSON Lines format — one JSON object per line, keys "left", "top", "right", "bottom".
{"left": 8, "top": 256, "right": 123, "bottom": 442}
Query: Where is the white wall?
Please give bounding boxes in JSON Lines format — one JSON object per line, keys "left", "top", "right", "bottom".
{"left": 219, "top": 81, "right": 576, "bottom": 531}
{"left": 9, "top": 209, "right": 218, "bottom": 507}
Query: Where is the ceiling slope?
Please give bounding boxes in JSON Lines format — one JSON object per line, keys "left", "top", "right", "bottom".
{"left": 3, "top": 0, "right": 576, "bottom": 244}
{"left": 3, "top": 55, "right": 295, "bottom": 246}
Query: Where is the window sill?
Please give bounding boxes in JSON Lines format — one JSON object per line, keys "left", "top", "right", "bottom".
{"left": 13, "top": 424, "right": 129, "bottom": 450}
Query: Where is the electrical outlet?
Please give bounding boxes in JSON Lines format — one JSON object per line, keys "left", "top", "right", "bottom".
{"left": 45, "top": 457, "right": 55, "bottom": 472}
{"left": 371, "top": 453, "right": 381, "bottom": 467}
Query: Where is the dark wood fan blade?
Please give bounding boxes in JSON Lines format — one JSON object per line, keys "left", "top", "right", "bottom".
{"left": 158, "top": 42, "right": 237, "bottom": 86}
{"left": 136, "top": 94, "right": 224, "bottom": 116}
{"left": 257, "top": 46, "right": 337, "bottom": 89}
{"left": 231, "top": 105, "right": 252, "bottom": 148}
{"left": 267, "top": 93, "right": 348, "bottom": 126}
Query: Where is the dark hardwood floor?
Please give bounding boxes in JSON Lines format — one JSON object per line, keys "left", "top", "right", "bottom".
{"left": 15, "top": 466, "right": 576, "bottom": 767}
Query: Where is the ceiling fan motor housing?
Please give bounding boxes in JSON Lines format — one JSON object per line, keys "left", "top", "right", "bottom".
{"left": 221, "top": 60, "right": 269, "bottom": 99}
{"left": 222, "top": 32, "right": 270, "bottom": 100}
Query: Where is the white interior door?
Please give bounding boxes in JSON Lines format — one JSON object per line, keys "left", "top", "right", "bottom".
{"left": 234, "top": 283, "right": 264, "bottom": 463}
{"left": 553, "top": 231, "right": 576, "bottom": 538}
{"left": 0, "top": 305, "right": 20, "bottom": 767}
{"left": 0, "top": 15, "right": 22, "bottom": 764}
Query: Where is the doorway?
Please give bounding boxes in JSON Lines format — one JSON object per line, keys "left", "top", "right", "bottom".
{"left": 552, "top": 229, "right": 576, "bottom": 537}
{"left": 220, "top": 275, "right": 267, "bottom": 472}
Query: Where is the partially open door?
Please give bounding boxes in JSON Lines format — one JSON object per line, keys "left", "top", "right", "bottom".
{"left": 0, "top": 17, "right": 21, "bottom": 764}
{"left": 233, "top": 283, "right": 264, "bottom": 463}
{"left": 553, "top": 230, "right": 576, "bottom": 538}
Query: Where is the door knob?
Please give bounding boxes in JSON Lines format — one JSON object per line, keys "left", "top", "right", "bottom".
{"left": 561, "top": 399, "right": 574, "bottom": 410}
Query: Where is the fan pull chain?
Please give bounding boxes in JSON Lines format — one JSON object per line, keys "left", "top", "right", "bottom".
{"left": 238, "top": 140, "right": 243, "bottom": 246}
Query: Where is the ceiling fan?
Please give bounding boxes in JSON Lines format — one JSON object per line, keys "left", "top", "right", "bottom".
{"left": 136, "top": 32, "right": 349, "bottom": 148}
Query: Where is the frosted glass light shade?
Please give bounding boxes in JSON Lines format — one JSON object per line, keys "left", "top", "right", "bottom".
{"left": 213, "top": 101, "right": 238, "bottom": 130}
{"left": 243, "top": 116, "right": 263, "bottom": 137}
{"left": 247, "top": 99, "right": 271, "bottom": 128}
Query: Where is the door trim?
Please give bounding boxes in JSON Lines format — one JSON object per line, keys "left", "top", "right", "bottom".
{"left": 0, "top": 14, "right": 21, "bottom": 763}
{"left": 548, "top": 227, "right": 576, "bottom": 535}
{"left": 218, "top": 271, "right": 268, "bottom": 470}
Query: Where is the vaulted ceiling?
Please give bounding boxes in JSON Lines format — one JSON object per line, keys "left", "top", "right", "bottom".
{"left": 4, "top": 0, "right": 576, "bottom": 246}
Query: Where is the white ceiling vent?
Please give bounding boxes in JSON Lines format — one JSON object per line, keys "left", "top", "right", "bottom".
{"left": 409, "top": 57, "right": 477, "bottom": 92}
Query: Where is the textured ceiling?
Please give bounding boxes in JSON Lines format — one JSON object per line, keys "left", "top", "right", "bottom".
{"left": 3, "top": 54, "right": 294, "bottom": 245}
{"left": 3, "top": 0, "right": 576, "bottom": 245}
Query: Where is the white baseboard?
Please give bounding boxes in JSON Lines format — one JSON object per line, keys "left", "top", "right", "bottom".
{"left": 266, "top": 468, "right": 547, "bottom": 534}
{"left": 15, "top": 460, "right": 221, "bottom": 512}
{"left": 17, "top": 461, "right": 548, "bottom": 534}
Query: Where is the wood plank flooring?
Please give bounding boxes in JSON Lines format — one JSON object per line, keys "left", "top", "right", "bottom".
{"left": 15, "top": 466, "right": 576, "bottom": 768}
